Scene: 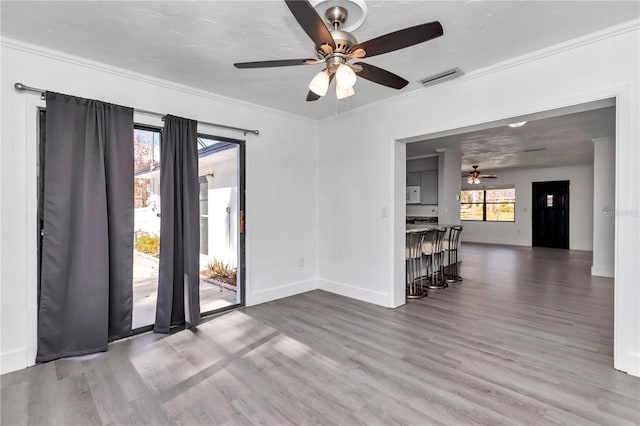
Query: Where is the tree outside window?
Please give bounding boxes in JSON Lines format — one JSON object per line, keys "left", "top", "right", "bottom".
{"left": 461, "top": 188, "right": 515, "bottom": 222}
{"left": 134, "top": 128, "right": 160, "bottom": 208}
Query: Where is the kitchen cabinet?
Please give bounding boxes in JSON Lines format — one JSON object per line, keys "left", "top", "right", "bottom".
{"left": 420, "top": 170, "right": 438, "bottom": 204}
{"left": 407, "top": 172, "right": 421, "bottom": 186}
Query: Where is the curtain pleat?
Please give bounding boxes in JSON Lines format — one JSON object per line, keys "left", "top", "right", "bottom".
{"left": 37, "top": 92, "right": 133, "bottom": 363}
{"left": 154, "top": 115, "right": 201, "bottom": 333}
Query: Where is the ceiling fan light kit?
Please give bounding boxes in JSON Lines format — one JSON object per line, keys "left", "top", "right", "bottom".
{"left": 233, "top": 0, "right": 444, "bottom": 102}
{"left": 309, "top": 70, "right": 330, "bottom": 96}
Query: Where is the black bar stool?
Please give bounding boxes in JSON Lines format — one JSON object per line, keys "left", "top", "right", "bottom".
{"left": 406, "top": 230, "right": 428, "bottom": 299}
{"left": 422, "top": 228, "right": 447, "bottom": 289}
{"left": 445, "top": 225, "right": 463, "bottom": 283}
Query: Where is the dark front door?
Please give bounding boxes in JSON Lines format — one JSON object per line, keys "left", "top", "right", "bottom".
{"left": 532, "top": 181, "right": 570, "bottom": 249}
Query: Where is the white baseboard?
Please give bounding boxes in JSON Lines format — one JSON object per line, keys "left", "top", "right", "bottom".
{"left": 591, "top": 265, "right": 614, "bottom": 278}
{"left": 626, "top": 353, "right": 640, "bottom": 377}
{"left": 318, "top": 278, "right": 389, "bottom": 307}
{"left": 246, "top": 279, "right": 317, "bottom": 306}
{"left": 1, "top": 348, "right": 27, "bottom": 375}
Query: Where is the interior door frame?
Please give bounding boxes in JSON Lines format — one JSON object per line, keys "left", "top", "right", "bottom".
{"left": 391, "top": 86, "right": 634, "bottom": 375}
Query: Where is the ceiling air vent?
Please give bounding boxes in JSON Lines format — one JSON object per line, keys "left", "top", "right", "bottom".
{"left": 420, "top": 68, "right": 463, "bottom": 87}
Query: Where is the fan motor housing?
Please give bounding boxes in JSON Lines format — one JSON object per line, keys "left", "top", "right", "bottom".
{"left": 330, "top": 29, "right": 357, "bottom": 53}
{"left": 316, "top": 29, "right": 357, "bottom": 62}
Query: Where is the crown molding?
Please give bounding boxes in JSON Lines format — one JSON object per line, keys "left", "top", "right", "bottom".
{"left": 320, "top": 18, "right": 640, "bottom": 124}
{"left": 1, "top": 37, "right": 317, "bottom": 125}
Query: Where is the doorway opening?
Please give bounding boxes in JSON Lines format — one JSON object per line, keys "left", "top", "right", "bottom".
{"left": 397, "top": 97, "right": 619, "bottom": 370}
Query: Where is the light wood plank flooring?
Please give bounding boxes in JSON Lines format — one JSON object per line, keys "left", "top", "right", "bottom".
{"left": 2, "top": 243, "right": 639, "bottom": 425}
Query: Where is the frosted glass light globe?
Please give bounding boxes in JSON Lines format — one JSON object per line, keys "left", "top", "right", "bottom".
{"left": 309, "top": 70, "right": 330, "bottom": 96}
{"left": 336, "top": 84, "right": 355, "bottom": 100}
{"left": 335, "top": 64, "right": 356, "bottom": 89}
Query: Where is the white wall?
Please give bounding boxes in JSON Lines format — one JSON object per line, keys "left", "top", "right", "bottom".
{"left": 438, "top": 149, "right": 462, "bottom": 225}
{"left": 460, "top": 165, "right": 594, "bottom": 250}
{"left": 0, "top": 40, "right": 319, "bottom": 373}
{"left": 592, "top": 138, "right": 615, "bottom": 277}
{"left": 318, "top": 23, "right": 639, "bottom": 375}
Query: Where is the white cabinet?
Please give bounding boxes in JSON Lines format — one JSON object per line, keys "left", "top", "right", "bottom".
{"left": 420, "top": 171, "right": 438, "bottom": 204}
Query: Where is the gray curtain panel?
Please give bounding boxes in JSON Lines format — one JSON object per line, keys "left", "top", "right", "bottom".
{"left": 155, "top": 115, "right": 201, "bottom": 333}
{"left": 37, "top": 92, "right": 134, "bottom": 363}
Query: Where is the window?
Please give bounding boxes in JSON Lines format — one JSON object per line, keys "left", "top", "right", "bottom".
{"left": 461, "top": 187, "right": 516, "bottom": 222}
{"left": 460, "top": 190, "right": 484, "bottom": 221}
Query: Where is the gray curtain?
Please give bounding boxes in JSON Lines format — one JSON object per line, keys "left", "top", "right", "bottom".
{"left": 37, "top": 92, "right": 134, "bottom": 363}
{"left": 154, "top": 115, "right": 201, "bottom": 333}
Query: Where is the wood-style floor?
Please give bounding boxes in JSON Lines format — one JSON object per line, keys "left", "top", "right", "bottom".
{"left": 1, "top": 243, "right": 639, "bottom": 425}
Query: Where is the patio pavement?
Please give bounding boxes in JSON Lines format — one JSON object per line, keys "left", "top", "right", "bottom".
{"left": 132, "top": 251, "right": 237, "bottom": 329}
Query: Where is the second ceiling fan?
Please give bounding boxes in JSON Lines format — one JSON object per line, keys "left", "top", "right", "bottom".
{"left": 463, "top": 165, "right": 498, "bottom": 184}
{"left": 234, "top": 0, "right": 443, "bottom": 101}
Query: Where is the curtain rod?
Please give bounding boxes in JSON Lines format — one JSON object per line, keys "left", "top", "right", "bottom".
{"left": 13, "top": 82, "right": 260, "bottom": 136}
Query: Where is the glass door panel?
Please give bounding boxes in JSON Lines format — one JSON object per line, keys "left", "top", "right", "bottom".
{"left": 132, "top": 126, "right": 161, "bottom": 329}
{"left": 197, "top": 136, "right": 243, "bottom": 314}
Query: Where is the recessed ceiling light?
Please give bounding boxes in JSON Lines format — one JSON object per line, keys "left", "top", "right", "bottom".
{"left": 508, "top": 121, "right": 527, "bottom": 128}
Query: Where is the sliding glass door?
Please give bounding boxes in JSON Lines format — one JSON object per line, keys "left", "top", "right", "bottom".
{"left": 39, "top": 116, "right": 245, "bottom": 334}
{"left": 131, "top": 127, "right": 245, "bottom": 331}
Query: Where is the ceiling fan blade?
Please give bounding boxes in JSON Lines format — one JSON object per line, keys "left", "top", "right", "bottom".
{"left": 234, "top": 59, "right": 317, "bottom": 69}
{"left": 284, "top": 0, "right": 336, "bottom": 50}
{"left": 306, "top": 91, "right": 321, "bottom": 102}
{"left": 353, "top": 62, "right": 409, "bottom": 89}
{"left": 352, "top": 21, "right": 443, "bottom": 58}
{"left": 306, "top": 74, "right": 334, "bottom": 101}
{"left": 480, "top": 175, "right": 498, "bottom": 178}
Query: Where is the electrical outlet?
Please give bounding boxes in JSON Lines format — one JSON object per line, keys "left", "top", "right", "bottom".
{"left": 298, "top": 257, "right": 304, "bottom": 267}
{"left": 381, "top": 207, "right": 388, "bottom": 218}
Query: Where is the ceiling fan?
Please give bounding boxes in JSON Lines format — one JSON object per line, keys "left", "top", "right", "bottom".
{"left": 463, "top": 165, "right": 498, "bottom": 184}
{"left": 233, "top": 0, "right": 443, "bottom": 101}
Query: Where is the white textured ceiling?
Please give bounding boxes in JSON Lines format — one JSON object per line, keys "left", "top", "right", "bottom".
{"left": 1, "top": 1, "right": 638, "bottom": 119}
{"left": 406, "top": 105, "right": 615, "bottom": 172}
